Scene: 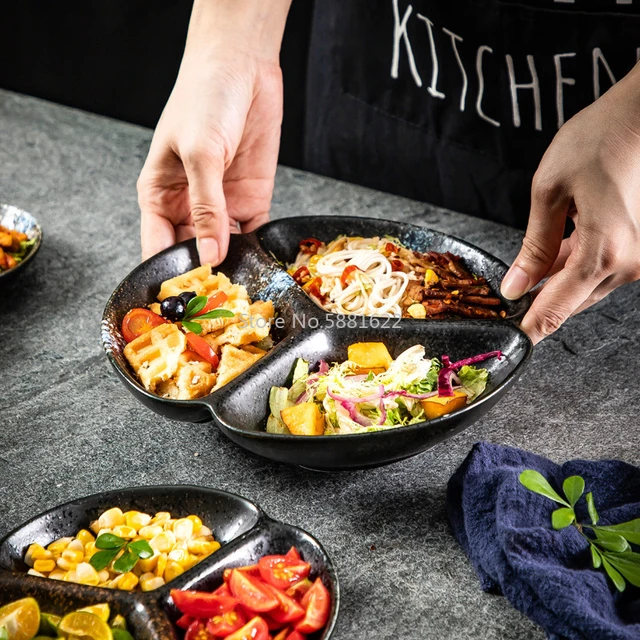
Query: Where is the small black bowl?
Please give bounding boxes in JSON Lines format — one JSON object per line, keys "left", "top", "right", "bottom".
{"left": 0, "top": 203, "right": 42, "bottom": 284}
{"left": 101, "top": 216, "right": 532, "bottom": 470}
{"left": 0, "top": 486, "right": 339, "bottom": 640}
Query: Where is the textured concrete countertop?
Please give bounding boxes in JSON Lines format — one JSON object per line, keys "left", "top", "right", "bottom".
{"left": 1, "top": 89, "right": 639, "bottom": 639}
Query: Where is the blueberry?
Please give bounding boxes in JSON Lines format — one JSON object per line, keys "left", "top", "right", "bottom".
{"left": 178, "top": 291, "right": 197, "bottom": 306}
{"left": 160, "top": 296, "right": 186, "bottom": 321}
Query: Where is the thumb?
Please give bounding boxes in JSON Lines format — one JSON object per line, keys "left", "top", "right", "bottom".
{"left": 501, "top": 178, "right": 569, "bottom": 300}
{"left": 187, "top": 154, "right": 231, "bottom": 266}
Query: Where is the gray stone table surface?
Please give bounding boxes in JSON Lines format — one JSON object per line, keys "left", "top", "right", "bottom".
{"left": 1, "top": 89, "right": 639, "bottom": 639}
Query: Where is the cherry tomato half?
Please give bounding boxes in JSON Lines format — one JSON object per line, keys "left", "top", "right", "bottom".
{"left": 298, "top": 238, "right": 323, "bottom": 254}
{"left": 213, "top": 583, "right": 232, "bottom": 597}
{"left": 223, "top": 565, "right": 260, "bottom": 584}
{"left": 284, "top": 547, "right": 302, "bottom": 563}
{"left": 194, "top": 291, "right": 228, "bottom": 316}
{"left": 263, "top": 584, "right": 305, "bottom": 625}
{"left": 296, "top": 578, "right": 331, "bottom": 634}
{"left": 286, "top": 632, "right": 306, "bottom": 640}
{"left": 272, "top": 629, "right": 290, "bottom": 640}
{"left": 121, "top": 308, "right": 166, "bottom": 343}
{"left": 224, "top": 616, "right": 270, "bottom": 640}
{"left": 170, "top": 589, "right": 237, "bottom": 618}
{"left": 206, "top": 609, "right": 246, "bottom": 637}
{"left": 184, "top": 620, "right": 215, "bottom": 640}
{"left": 302, "top": 277, "right": 325, "bottom": 303}
{"left": 339, "top": 265, "right": 362, "bottom": 288}
{"left": 185, "top": 333, "right": 219, "bottom": 369}
{"left": 285, "top": 579, "right": 312, "bottom": 600}
{"left": 176, "top": 615, "right": 195, "bottom": 630}
{"left": 258, "top": 555, "right": 311, "bottom": 592}
{"left": 228, "top": 569, "right": 279, "bottom": 613}
{"left": 292, "top": 266, "right": 310, "bottom": 285}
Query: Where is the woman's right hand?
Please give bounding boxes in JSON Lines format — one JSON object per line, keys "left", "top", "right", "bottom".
{"left": 138, "top": 0, "right": 290, "bottom": 266}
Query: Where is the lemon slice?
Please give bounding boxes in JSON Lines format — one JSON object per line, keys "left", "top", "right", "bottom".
{"left": 0, "top": 598, "right": 40, "bottom": 640}
{"left": 77, "top": 605, "right": 110, "bottom": 624}
{"left": 58, "top": 612, "right": 112, "bottom": 640}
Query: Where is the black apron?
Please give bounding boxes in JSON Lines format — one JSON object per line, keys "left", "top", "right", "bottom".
{"left": 303, "top": 0, "right": 640, "bottom": 228}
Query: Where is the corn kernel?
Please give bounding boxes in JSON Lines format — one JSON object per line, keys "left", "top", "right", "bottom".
{"left": 98, "top": 508, "right": 125, "bottom": 530}
{"left": 118, "top": 572, "right": 139, "bottom": 591}
{"left": 199, "top": 525, "right": 213, "bottom": 538}
{"left": 140, "top": 575, "right": 165, "bottom": 592}
{"left": 84, "top": 541, "right": 97, "bottom": 559}
{"left": 150, "top": 512, "right": 171, "bottom": 526}
{"left": 168, "top": 547, "right": 189, "bottom": 565}
{"left": 64, "top": 570, "right": 78, "bottom": 583}
{"left": 27, "top": 569, "right": 45, "bottom": 578}
{"left": 187, "top": 515, "right": 202, "bottom": 534}
{"left": 125, "top": 511, "right": 152, "bottom": 530}
{"left": 173, "top": 519, "right": 194, "bottom": 542}
{"left": 150, "top": 531, "right": 175, "bottom": 553}
{"left": 182, "top": 554, "right": 201, "bottom": 571}
{"left": 62, "top": 540, "right": 84, "bottom": 564}
{"left": 407, "top": 303, "right": 426, "bottom": 319}
{"left": 424, "top": 268, "right": 439, "bottom": 286}
{"left": 47, "top": 537, "right": 73, "bottom": 555}
{"left": 48, "top": 569, "right": 66, "bottom": 581}
{"left": 98, "top": 569, "right": 110, "bottom": 583}
{"left": 137, "top": 550, "right": 159, "bottom": 573}
{"left": 24, "top": 544, "right": 45, "bottom": 567}
{"left": 75, "top": 562, "right": 100, "bottom": 586}
{"left": 155, "top": 553, "right": 167, "bottom": 578}
{"left": 76, "top": 529, "right": 95, "bottom": 545}
{"left": 187, "top": 539, "right": 216, "bottom": 556}
{"left": 164, "top": 560, "right": 184, "bottom": 583}
{"left": 89, "top": 520, "right": 101, "bottom": 534}
{"left": 138, "top": 525, "right": 163, "bottom": 540}
{"left": 33, "top": 559, "right": 56, "bottom": 573}
{"left": 56, "top": 557, "right": 77, "bottom": 571}
{"left": 113, "top": 525, "right": 137, "bottom": 539}
{"left": 163, "top": 519, "right": 176, "bottom": 531}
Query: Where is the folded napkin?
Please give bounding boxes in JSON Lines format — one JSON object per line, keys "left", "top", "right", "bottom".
{"left": 447, "top": 442, "right": 640, "bottom": 640}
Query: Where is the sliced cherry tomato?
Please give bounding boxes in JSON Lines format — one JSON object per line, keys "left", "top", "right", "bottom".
{"left": 184, "top": 620, "right": 215, "bottom": 640}
{"left": 284, "top": 547, "right": 302, "bottom": 563}
{"left": 272, "top": 629, "right": 290, "bottom": 640}
{"left": 339, "top": 265, "right": 361, "bottom": 288}
{"left": 213, "top": 583, "right": 232, "bottom": 597}
{"left": 292, "top": 266, "right": 310, "bottom": 285}
{"left": 224, "top": 616, "right": 270, "bottom": 640}
{"left": 176, "top": 615, "right": 195, "bottom": 630}
{"left": 121, "top": 308, "right": 166, "bottom": 343}
{"left": 286, "top": 632, "right": 306, "bottom": 640}
{"left": 258, "top": 555, "right": 311, "bottom": 592}
{"left": 302, "top": 277, "right": 325, "bottom": 303}
{"left": 223, "top": 565, "right": 260, "bottom": 583}
{"left": 185, "top": 333, "right": 219, "bottom": 368}
{"left": 385, "top": 242, "right": 397, "bottom": 254}
{"left": 263, "top": 584, "right": 305, "bottom": 624}
{"left": 206, "top": 609, "right": 246, "bottom": 637}
{"left": 298, "top": 238, "right": 323, "bottom": 254}
{"left": 295, "top": 579, "right": 330, "bottom": 634}
{"left": 228, "top": 569, "right": 280, "bottom": 613}
{"left": 194, "top": 291, "right": 228, "bottom": 316}
{"left": 170, "top": 589, "right": 237, "bottom": 618}
{"left": 285, "top": 579, "right": 312, "bottom": 600}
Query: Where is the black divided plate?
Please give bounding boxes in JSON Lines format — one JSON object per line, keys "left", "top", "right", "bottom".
{"left": 0, "top": 486, "right": 339, "bottom": 639}
{"left": 102, "top": 216, "right": 533, "bottom": 471}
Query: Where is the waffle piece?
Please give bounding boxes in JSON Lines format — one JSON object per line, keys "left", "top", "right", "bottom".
{"left": 199, "top": 298, "right": 250, "bottom": 335}
{"left": 205, "top": 300, "right": 275, "bottom": 349}
{"left": 158, "top": 266, "right": 250, "bottom": 305}
{"left": 156, "top": 352, "right": 216, "bottom": 400}
{"left": 213, "top": 344, "right": 265, "bottom": 390}
{"left": 124, "top": 324, "right": 186, "bottom": 392}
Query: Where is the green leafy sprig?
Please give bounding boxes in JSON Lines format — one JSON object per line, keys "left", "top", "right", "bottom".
{"left": 520, "top": 470, "right": 640, "bottom": 592}
{"left": 180, "top": 295, "right": 234, "bottom": 335}
{"left": 89, "top": 533, "right": 154, "bottom": 574}
{"left": 0, "top": 626, "right": 8, "bottom": 640}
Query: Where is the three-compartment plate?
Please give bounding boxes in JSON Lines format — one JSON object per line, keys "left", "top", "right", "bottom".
{"left": 102, "top": 216, "right": 533, "bottom": 471}
{"left": 0, "top": 486, "right": 339, "bottom": 639}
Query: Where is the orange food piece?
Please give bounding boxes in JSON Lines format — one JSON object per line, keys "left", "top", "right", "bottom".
{"left": 420, "top": 389, "right": 468, "bottom": 420}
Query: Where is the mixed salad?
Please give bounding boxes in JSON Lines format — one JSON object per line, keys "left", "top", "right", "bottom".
{"left": 267, "top": 343, "right": 502, "bottom": 436}
{"left": 0, "top": 224, "right": 36, "bottom": 272}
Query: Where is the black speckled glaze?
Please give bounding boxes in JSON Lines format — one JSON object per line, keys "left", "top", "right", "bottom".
{"left": 0, "top": 204, "right": 43, "bottom": 284}
{"left": 102, "top": 216, "right": 533, "bottom": 471}
{"left": 0, "top": 486, "right": 339, "bottom": 640}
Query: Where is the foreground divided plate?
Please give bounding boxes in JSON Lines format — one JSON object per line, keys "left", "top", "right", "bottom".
{"left": 102, "top": 216, "right": 533, "bottom": 471}
{"left": 0, "top": 486, "right": 339, "bottom": 639}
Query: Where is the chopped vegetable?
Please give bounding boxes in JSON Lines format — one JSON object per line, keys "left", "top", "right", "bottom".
{"left": 347, "top": 342, "right": 393, "bottom": 373}
{"left": 0, "top": 225, "right": 36, "bottom": 272}
{"left": 280, "top": 403, "right": 325, "bottom": 436}
{"left": 121, "top": 308, "right": 166, "bottom": 343}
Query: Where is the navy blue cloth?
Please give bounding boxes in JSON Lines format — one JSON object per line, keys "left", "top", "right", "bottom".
{"left": 447, "top": 442, "right": 640, "bottom": 640}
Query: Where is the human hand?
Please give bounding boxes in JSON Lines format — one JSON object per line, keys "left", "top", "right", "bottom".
{"left": 138, "top": 1, "right": 289, "bottom": 265}
{"left": 501, "top": 64, "right": 640, "bottom": 344}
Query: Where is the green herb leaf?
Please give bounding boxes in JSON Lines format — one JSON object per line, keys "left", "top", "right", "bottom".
{"left": 193, "top": 309, "right": 235, "bottom": 321}
{"left": 593, "top": 529, "right": 630, "bottom": 553}
{"left": 552, "top": 507, "right": 576, "bottom": 530}
{"left": 603, "top": 552, "right": 640, "bottom": 588}
{"left": 113, "top": 549, "right": 139, "bottom": 574}
{"left": 112, "top": 630, "right": 135, "bottom": 640}
{"left": 591, "top": 544, "right": 602, "bottom": 569}
{"left": 89, "top": 549, "right": 119, "bottom": 571}
{"left": 586, "top": 492, "right": 599, "bottom": 525}
{"left": 185, "top": 295, "right": 208, "bottom": 317}
{"left": 95, "top": 533, "right": 126, "bottom": 550}
{"left": 562, "top": 476, "right": 585, "bottom": 507}
{"left": 519, "top": 470, "right": 570, "bottom": 507}
{"left": 181, "top": 320, "right": 202, "bottom": 334}
{"left": 601, "top": 557, "right": 626, "bottom": 592}
{"left": 0, "top": 626, "right": 9, "bottom": 640}
{"left": 127, "top": 539, "right": 154, "bottom": 559}
{"left": 596, "top": 519, "right": 640, "bottom": 545}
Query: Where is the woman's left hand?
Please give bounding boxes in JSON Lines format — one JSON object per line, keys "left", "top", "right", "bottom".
{"left": 501, "top": 63, "right": 640, "bottom": 344}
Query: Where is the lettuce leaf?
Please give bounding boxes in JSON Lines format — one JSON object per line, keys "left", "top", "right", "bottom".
{"left": 458, "top": 365, "right": 489, "bottom": 402}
